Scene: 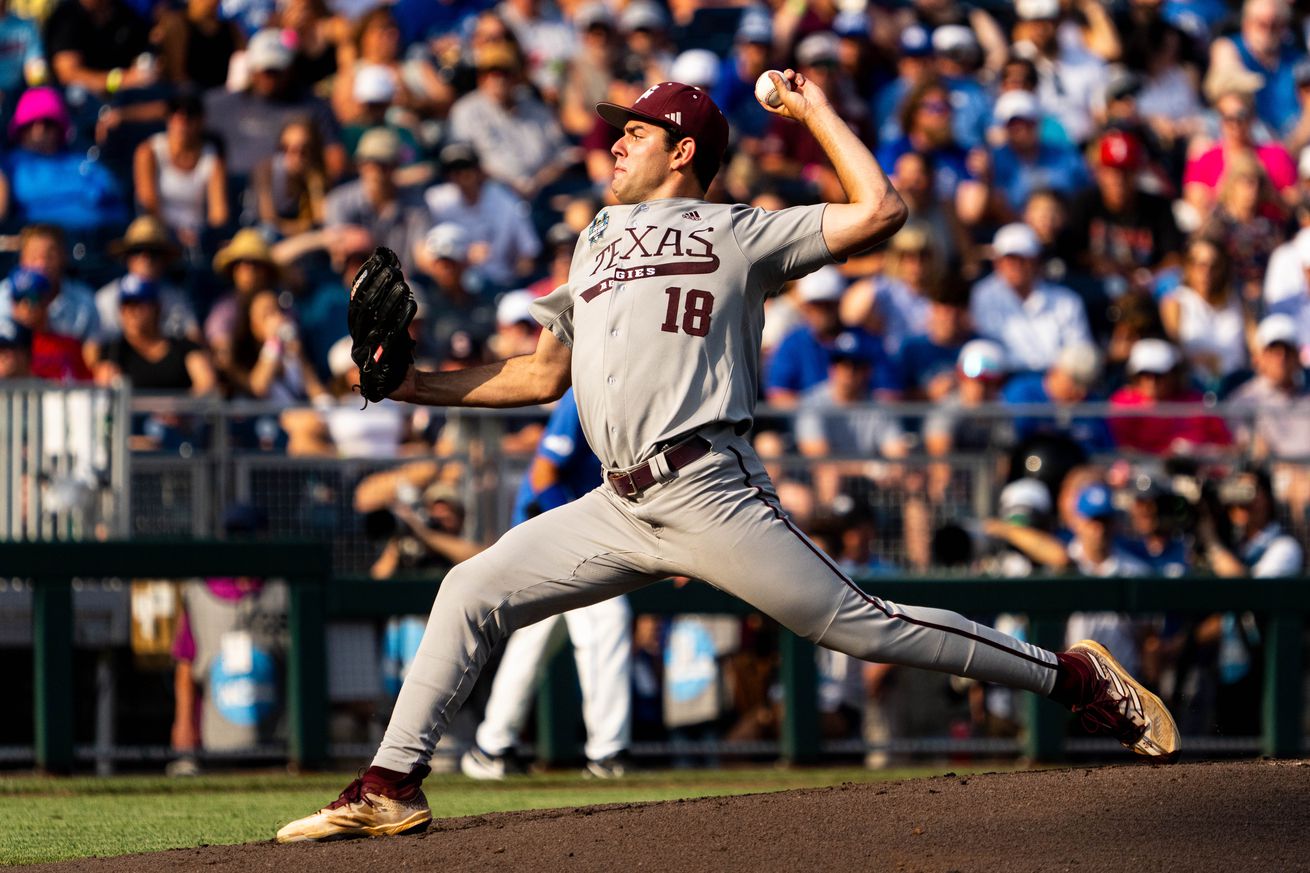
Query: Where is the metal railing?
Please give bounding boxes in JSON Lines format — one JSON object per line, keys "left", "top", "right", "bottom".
{"left": 4, "top": 541, "right": 1303, "bottom": 771}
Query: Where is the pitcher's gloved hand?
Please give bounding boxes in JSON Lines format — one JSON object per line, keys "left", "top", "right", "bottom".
{"left": 348, "top": 246, "right": 417, "bottom": 404}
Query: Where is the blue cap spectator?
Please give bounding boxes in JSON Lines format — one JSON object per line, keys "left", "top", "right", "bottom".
{"left": 8, "top": 267, "right": 51, "bottom": 303}
{"left": 829, "top": 329, "right": 881, "bottom": 367}
{"left": 118, "top": 275, "right": 161, "bottom": 305}
{"left": 900, "top": 25, "right": 932, "bottom": 59}
{"left": 1076, "top": 483, "right": 1116, "bottom": 520}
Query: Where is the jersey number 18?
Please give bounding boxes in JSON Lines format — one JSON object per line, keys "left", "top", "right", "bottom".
{"left": 660, "top": 287, "right": 715, "bottom": 338}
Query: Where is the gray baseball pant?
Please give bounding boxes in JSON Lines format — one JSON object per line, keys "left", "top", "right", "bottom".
{"left": 372, "top": 433, "right": 1058, "bottom": 773}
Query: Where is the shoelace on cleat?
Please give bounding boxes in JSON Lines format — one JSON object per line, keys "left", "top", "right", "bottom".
{"left": 327, "top": 775, "right": 375, "bottom": 811}
{"left": 1076, "top": 679, "right": 1148, "bottom": 746}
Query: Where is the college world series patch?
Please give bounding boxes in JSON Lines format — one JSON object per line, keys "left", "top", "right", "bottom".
{"left": 587, "top": 209, "right": 610, "bottom": 246}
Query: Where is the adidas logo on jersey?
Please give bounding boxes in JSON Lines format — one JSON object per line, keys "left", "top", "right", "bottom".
{"left": 681, "top": 210, "right": 701, "bottom": 221}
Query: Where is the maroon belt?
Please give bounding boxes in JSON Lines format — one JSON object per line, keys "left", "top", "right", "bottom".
{"left": 608, "top": 436, "right": 711, "bottom": 500}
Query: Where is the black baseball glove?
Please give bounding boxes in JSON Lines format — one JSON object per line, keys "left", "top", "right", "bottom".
{"left": 348, "top": 246, "right": 417, "bottom": 404}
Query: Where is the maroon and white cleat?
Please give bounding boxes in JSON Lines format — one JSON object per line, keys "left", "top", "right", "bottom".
{"left": 1065, "top": 640, "right": 1180, "bottom": 762}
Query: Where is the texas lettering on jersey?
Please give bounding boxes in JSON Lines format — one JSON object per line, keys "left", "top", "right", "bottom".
{"left": 580, "top": 224, "right": 719, "bottom": 302}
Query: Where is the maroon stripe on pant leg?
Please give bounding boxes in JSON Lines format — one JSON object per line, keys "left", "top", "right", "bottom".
{"left": 725, "top": 446, "right": 1056, "bottom": 672}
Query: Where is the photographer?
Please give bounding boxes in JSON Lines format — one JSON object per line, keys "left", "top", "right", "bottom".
{"left": 353, "top": 462, "right": 479, "bottom": 581}
{"left": 1187, "top": 467, "right": 1303, "bottom": 734}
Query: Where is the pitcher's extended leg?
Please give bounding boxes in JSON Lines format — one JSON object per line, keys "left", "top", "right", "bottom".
{"left": 372, "top": 490, "right": 664, "bottom": 774}
{"left": 661, "top": 445, "right": 1057, "bottom": 694}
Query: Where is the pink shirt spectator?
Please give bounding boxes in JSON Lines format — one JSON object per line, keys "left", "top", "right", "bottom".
{"left": 1107, "top": 386, "right": 1233, "bottom": 455}
{"left": 1183, "top": 144, "right": 1297, "bottom": 195}
{"left": 170, "top": 578, "right": 266, "bottom": 662}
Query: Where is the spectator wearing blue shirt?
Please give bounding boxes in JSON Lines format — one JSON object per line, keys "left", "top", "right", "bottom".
{"left": 2, "top": 87, "right": 127, "bottom": 233}
{"left": 931, "top": 25, "right": 991, "bottom": 150}
{"left": 0, "top": 0, "right": 43, "bottom": 95}
{"left": 1121, "top": 479, "right": 1190, "bottom": 578}
{"left": 712, "top": 9, "right": 775, "bottom": 142}
{"left": 898, "top": 283, "right": 976, "bottom": 401}
{"left": 511, "top": 387, "right": 601, "bottom": 524}
{"left": 1210, "top": 0, "right": 1305, "bottom": 137}
{"left": 872, "top": 24, "right": 934, "bottom": 147}
{"left": 876, "top": 76, "right": 977, "bottom": 206}
{"left": 988, "top": 90, "right": 1091, "bottom": 218}
{"left": 1002, "top": 342, "right": 1115, "bottom": 454}
{"left": 766, "top": 266, "right": 899, "bottom": 406}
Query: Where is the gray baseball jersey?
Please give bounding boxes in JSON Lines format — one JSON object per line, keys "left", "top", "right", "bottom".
{"left": 530, "top": 198, "right": 831, "bottom": 470}
{"left": 371, "top": 198, "right": 1060, "bottom": 775}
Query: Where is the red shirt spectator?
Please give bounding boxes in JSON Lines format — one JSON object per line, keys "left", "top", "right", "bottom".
{"left": 1108, "top": 339, "right": 1231, "bottom": 455}
{"left": 30, "top": 330, "right": 91, "bottom": 381}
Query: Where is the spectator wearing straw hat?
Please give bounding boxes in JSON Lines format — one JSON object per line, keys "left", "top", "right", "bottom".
{"left": 326, "top": 128, "right": 428, "bottom": 274}
{"left": 94, "top": 216, "right": 197, "bottom": 347}
{"left": 2, "top": 86, "right": 127, "bottom": 232}
{"left": 970, "top": 223, "right": 1092, "bottom": 373}
{"left": 424, "top": 142, "right": 540, "bottom": 290}
{"left": 205, "top": 229, "right": 283, "bottom": 380}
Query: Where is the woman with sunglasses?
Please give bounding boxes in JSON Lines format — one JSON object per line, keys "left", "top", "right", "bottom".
{"left": 251, "top": 117, "right": 329, "bottom": 237}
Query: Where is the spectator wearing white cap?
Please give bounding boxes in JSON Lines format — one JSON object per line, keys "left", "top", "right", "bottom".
{"left": 930, "top": 24, "right": 991, "bottom": 150}
{"left": 206, "top": 29, "right": 346, "bottom": 181}
{"left": 922, "top": 339, "right": 1010, "bottom": 496}
{"left": 326, "top": 129, "right": 429, "bottom": 275}
{"left": 987, "top": 89, "right": 1091, "bottom": 216}
{"left": 1011, "top": 0, "right": 1109, "bottom": 145}
{"left": 340, "top": 65, "right": 423, "bottom": 168}
{"left": 969, "top": 223, "right": 1092, "bottom": 373}
{"left": 491, "top": 289, "right": 541, "bottom": 361}
{"left": 413, "top": 222, "right": 497, "bottom": 353}
{"left": 766, "top": 266, "right": 898, "bottom": 407}
{"left": 1160, "top": 237, "right": 1252, "bottom": 389}
{"left": 424, "top": 142, "right": 541, "bottom": 290}
{"left": 1229, "top": 314, "right": 1310, "bottom": 458}
{"left": 617, "top": 0, "right": 673, "bottom": 82}
{"left": 1108, "top": 338, "right": 1232, "bottom": 455}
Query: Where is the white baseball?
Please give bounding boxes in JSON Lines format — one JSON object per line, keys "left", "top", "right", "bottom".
{"left": 754, "top": 70, "right": 788, "bottom": 109}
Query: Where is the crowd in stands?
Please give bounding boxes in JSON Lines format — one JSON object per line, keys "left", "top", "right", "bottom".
{"left": 0, "top": 0, "right": 1308, "bottom": 753}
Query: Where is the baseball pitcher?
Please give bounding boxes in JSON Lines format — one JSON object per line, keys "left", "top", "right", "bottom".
{"left": 278, "top": 71, "right": 1178, "bottom": 844}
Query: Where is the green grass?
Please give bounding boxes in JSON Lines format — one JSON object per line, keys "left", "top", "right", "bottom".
{"left": 0, "top": 765, "right": 995, "bottom": 866}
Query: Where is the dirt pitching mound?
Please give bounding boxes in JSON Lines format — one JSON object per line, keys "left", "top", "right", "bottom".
{"left": 19, "top": 760, "right": 1310, "bottom": 872}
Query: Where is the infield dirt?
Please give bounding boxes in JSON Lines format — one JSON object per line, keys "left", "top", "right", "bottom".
{"left": 14, "top": 760, "right": 1310, "bottom": 872}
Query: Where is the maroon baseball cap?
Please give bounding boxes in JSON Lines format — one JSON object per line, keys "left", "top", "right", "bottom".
{"left": 597, "top": 81, "right": 730, "bottom": 164}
